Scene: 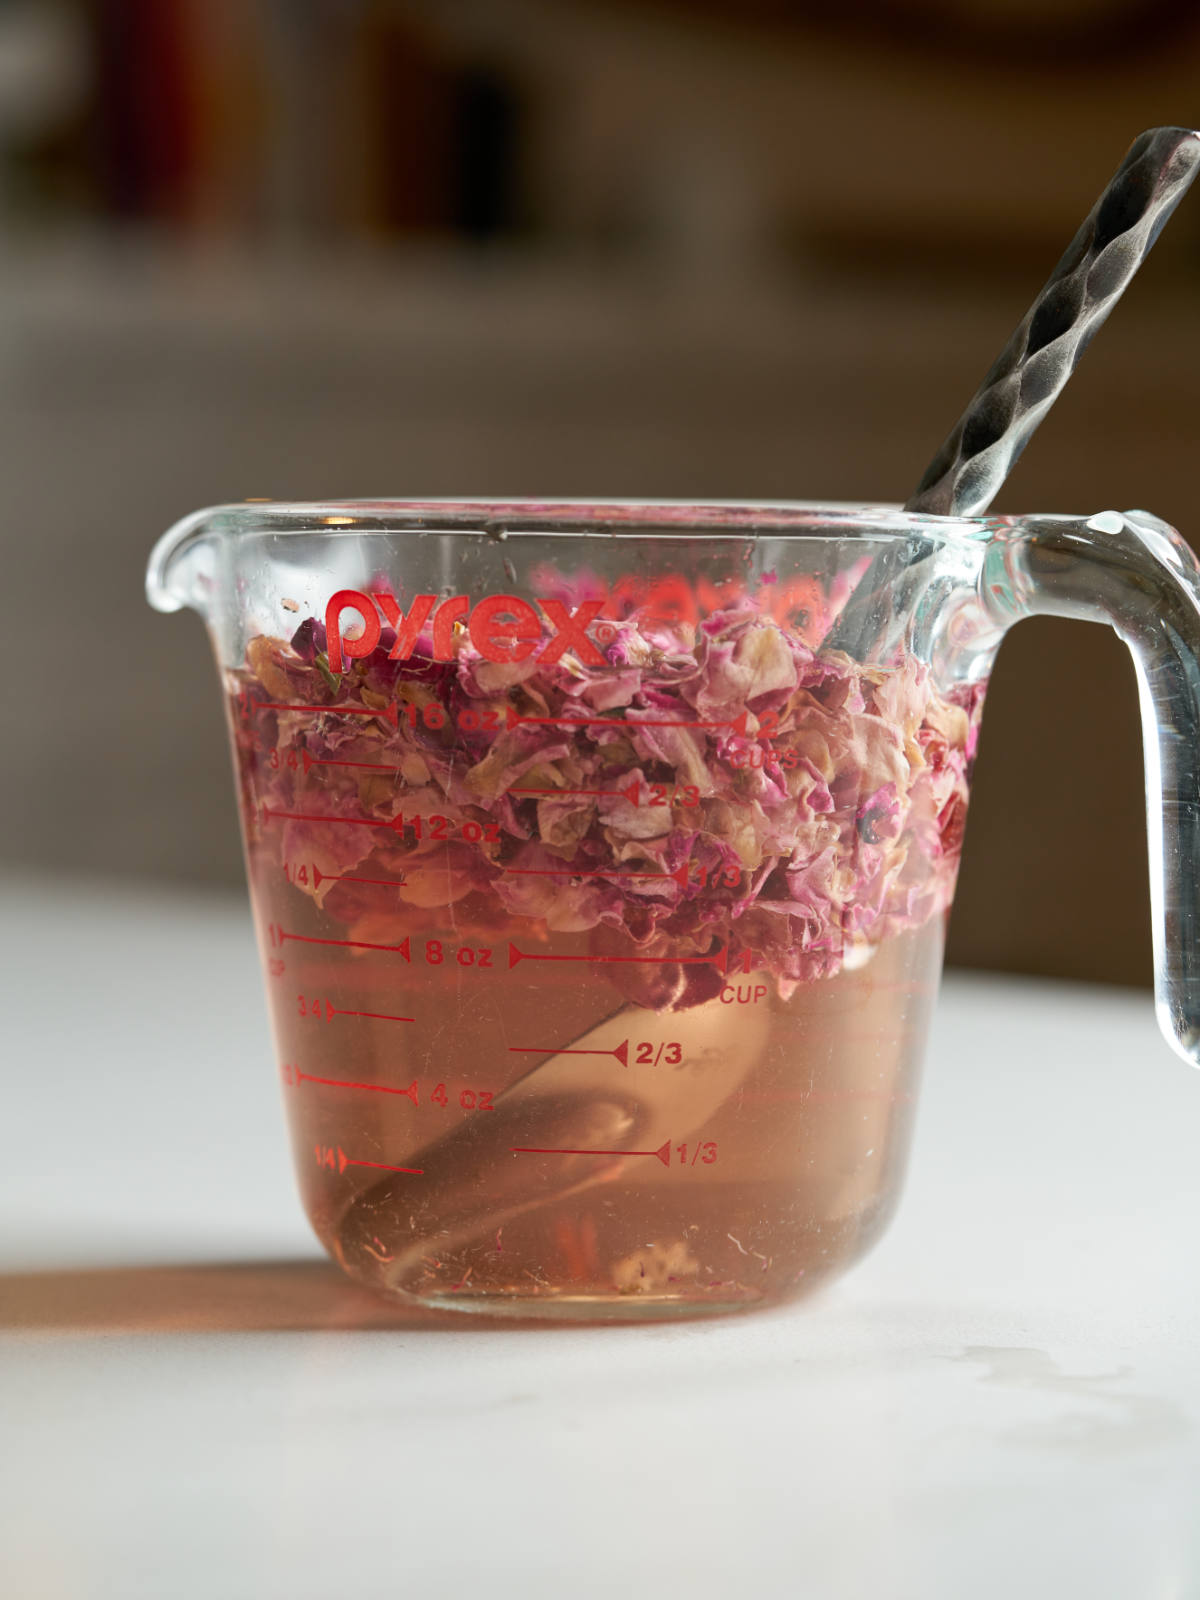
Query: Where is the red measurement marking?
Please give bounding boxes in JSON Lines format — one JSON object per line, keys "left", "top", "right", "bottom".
{"left": 301, "top": 749, "right": 400, "bottom": 775}
{"left": 297, "top": 1069, "right": 420, "bottom": 1103}
{"left": 300, "top": 999, "right": 411, "bottom": 1022}
{"left": 508, "top": 1039, "right": 630, "bottom": 1066}
{"left": 511, "top": 1138, "right": 671, "bottom": 1167}
{"left": 503, "top": 862, "right": 690, "bottom": 889}
{"left": 274, "top": 924, "right": 411, "bottom": 959}
{"left": 338, "top": 1146, "right": 422, "bottom": 1175}
{"left": 299, "top": 990, "right": 412, "bottom": 1023}
{"left": 243, "top": 692, "right": 398, "bottom": 730}
{"left": 506, "top": 705, "right": 747, "bottom": 736}
{"left": 262, "top": 804, "right": 400, "bottom": 833}
{"left": 511, "top": 779, "right": 641, "bottom": 805}
{"left": 312, "top": 865, "right": 408, "bottom": 891}
{"left": 509, "top": 941, "right": 733, "bottom": 973}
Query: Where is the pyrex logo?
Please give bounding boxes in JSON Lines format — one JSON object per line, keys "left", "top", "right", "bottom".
{"left": 325, "top": 589, "right": 611, "bottom": 674}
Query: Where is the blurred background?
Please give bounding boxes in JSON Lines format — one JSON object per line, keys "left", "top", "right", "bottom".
{"left": 5, "top": 0, "right": 1200, "bottom": 985}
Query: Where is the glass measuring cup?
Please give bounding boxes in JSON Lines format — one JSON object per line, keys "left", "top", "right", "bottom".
{"left": 147, "top": 499, "right": 1200, "bottom": 1320}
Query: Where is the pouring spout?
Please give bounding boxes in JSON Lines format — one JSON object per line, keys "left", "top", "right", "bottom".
{"left": 145, "top": 504, "right": 225, "bottom": 616}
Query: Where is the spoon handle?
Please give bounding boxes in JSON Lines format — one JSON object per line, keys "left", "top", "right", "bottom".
{"left": 907, "top": 125, "right": 1200, "bottom": 518}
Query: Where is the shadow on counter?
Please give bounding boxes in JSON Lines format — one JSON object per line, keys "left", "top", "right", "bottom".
{"left": 0, "top": 1258, "right": 582, "bottom": 1336}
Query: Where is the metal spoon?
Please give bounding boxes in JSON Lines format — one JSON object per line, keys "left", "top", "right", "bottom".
{"left": 336, "top": 978, "right": 773, "bottom": 1298}
{"left": 337, "top": 130, "right": 1200, "bottom": 1295}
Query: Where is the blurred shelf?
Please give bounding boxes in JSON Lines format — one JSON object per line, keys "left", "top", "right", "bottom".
{"left": 0, "top": 238, "right": 1186, "bottom": 984}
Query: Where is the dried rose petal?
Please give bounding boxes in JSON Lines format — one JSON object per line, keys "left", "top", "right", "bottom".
{"left": 230, "top": 585, "right": 984, "bottom": 1005}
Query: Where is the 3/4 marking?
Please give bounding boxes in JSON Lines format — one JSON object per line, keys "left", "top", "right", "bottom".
{"left": 296, "top": 994, "right": 412, "bottom": 1023}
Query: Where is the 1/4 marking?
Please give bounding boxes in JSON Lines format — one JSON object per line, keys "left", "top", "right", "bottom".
{"left": 312, "top": 1143, "right": 422, "bottom": 1175}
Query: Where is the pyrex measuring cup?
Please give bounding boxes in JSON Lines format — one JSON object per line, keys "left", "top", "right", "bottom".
{"left": 147, "top": 499, "right": 1200, "bottom": 1320}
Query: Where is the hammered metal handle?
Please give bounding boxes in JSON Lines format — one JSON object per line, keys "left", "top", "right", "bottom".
{"left": 824, "top": 127, "right": 1200, "bottom": 658}
{"left": 907, "top": 125, "right": 1200, "bottom": 518}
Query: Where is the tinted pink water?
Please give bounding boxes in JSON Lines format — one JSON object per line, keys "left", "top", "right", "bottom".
{"left": 248, "top": 844, "right": 942, "bottom": 1319}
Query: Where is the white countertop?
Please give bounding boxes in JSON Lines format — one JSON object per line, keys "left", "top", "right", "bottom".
{"left": 2, "top": 874, "right": 1198, "bottom": 1599}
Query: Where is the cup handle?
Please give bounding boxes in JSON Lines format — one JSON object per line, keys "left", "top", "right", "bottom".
{"left": 983, "top": 509, "right": 1200, "bottom": 1064}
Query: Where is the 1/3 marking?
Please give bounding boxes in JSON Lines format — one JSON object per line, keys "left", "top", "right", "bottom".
{"left": 688, "top": 863, "right": 742, "bottom": 889}
{"left": 677, "top": 1141, "right": 718, "bottom": 1166}
{"left": 510, "top": 1137, "right": 717, "bottom": 1167}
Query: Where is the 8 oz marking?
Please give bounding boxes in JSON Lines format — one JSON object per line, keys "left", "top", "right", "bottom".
{"left": 423, "top": 939, "right": 494, "bottom": 969}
